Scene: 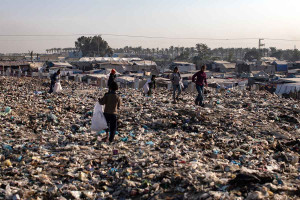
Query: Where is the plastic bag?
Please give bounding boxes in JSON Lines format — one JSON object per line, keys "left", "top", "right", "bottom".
{"left": 143, "top": 79, "right": 152, "bottom": 94}
{"left": 91, "top": 102, "right": 108, "bottom": 132}
{"left": 143, "top": 83, "right": 149, "bottom": 94}
{"left": 53, "top": 82, "right": 62, "bottom": 93}
{"left": 180, "top": 81, "right": 184, "bottom": 90}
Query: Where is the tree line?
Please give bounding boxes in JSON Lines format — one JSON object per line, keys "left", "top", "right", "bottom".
{"left": 114, "top": 45, "right": 300, "bottom": 63}
{"left": 49, "top": 35, "right": 300, "bottom": 64}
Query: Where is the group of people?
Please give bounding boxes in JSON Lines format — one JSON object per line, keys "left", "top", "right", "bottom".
{"left": 99, "top": 69, "right": 120, "bottom": 143}
{"left": 147, "top": 65, "right": 208, "bottom": 106}
{"left": 100, "top": 65, "right": 207, "bottom": 143}
{"left": 48, "top": 66, "right": 207, "bottom": 143}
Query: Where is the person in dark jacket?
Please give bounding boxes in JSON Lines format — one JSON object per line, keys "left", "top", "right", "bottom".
{"left": 98, "top": 82, "right": 121, "bottom": 143}
{"left": 192, "top": 65, "right": 208, "bottom": 106}
{"left": 48, "top": 69, "right": 60, "bottom": 94}
{"left": 107, "top": 69, "right": 116, "bottom": 88}
{"left": 147, "top": 75, "right": 156, "bottom": 96}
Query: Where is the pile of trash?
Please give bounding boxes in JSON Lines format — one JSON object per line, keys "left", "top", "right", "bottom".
{"left": 0, "top": 77, "right": 299, "bottom": 200}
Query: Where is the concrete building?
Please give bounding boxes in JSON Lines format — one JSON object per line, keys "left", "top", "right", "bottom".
{"left": 169, "top": 62, "right": 196, "bottom": 72}
{"left": 236, "top": 62, "right": 275, "bottom": 75}
{"left": 71, "top": 57, "right": 159, "bottom": 75}
{"left": 273, "top": 61, "right": 288, "bottom": 72}
{"left": 0, "top": 61, "right": 31, "bottom": 74}
{"left": 212, "top": 61, "right": 236, "bottom": 73}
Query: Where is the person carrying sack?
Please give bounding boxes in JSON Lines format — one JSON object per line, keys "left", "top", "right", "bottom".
{"left": 49, "top": 69, "right": 60, "bottom": 94}
{"left": 98, "top": 82, "right": 121, "bottom": 143}
{"left": 147, "top": 75, "right": 156, "bottom": 97}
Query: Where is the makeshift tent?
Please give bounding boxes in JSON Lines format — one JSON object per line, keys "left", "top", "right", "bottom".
{"left": 275, "top": 83, "right": 300, "bottom": 95}
{"left": 273, "top": 61, "right": 288, "bottom": 72}
{"left": 254, "top": 71, "right": 269, "bottom": 78}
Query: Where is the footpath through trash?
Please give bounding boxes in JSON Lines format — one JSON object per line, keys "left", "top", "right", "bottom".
{"left": 0, "top": 77, "right": 299, "bottom": 200}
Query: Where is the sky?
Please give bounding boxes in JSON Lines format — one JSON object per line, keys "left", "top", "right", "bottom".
{"left": 0, "top": 0, "right": 300, "bottom": 53}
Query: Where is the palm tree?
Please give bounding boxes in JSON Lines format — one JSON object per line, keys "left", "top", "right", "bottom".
{"left": 175, "top": 47, "right": 179, "bottom": 57}
{"left": 179, "top": 47, "right": 184, "bottom": 55}
{"left": 169, "top": 46, "right": 174, "bottom": 59}
{"left": 218, "top": 47, "right": 224, "bottom": 60}
{"left": 146, "top": 48, "right": 150, "bottom": 56}
{"left": 137, "top": 46, "right": 142, "bottom": 57}
{"left": 124, "top": 46, "right": 129, "bottom": 53}
{"left": 190, "top": 47, "right": 195, "bottom": 57}
{"left": 184, "top": 47, "right": 191, "bottom": 59}
{"left": 152, "top": 48, "right": 156, "bottom": 56}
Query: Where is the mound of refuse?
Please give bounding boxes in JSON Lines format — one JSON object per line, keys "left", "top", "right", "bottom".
{"left": 0, "top": 77, "right": 299, "bottom": 200}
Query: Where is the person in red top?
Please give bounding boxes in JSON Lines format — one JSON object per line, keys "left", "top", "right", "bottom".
{"left": 192, "top": 65, "right": 208, "bottom": 106}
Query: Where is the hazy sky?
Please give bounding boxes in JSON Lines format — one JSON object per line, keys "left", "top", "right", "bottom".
{"left": 1, "top": 0, "right": 300, "bottom": 53}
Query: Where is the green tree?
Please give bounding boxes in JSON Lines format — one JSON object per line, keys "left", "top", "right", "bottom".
{"left": 269, "top": 47, "right": 277, "bottom": 55}
{"left": 193, "top": 43, "right": 211, "bottom": 65}
{"left": 169, "top": 46, "right": 174, "bottom": 59}
{"left": 292, "top": 49, "right": 300, "bottom": 61}
{"left": 244, "top": 49, "right": 260, "bottom": 61}
{"left": 226, "top": 48, "right": 235, "bottom": 62}
{"left": 271, "top": 50, "right": 283, "bottom": 60}
{"left": 75, "top": 35, "right": 113, "bottom": 57}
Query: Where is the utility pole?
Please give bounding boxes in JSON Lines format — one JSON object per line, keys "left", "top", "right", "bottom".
{"left": 97, "top": 37, "right": 100, "bottom": 57}
{"left": 259, "top": 39, "right": 265, "bottom": 57}
{"left": 259, "top": 39, "right": 265, "bottom": 50}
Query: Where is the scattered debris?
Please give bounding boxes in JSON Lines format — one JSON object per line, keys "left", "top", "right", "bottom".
{"left": 0, "top": 76, "right": 299, "bottom": 199}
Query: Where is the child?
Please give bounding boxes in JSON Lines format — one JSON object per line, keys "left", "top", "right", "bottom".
{"left": 98, "top": 82, "right": 121, "bottom": 143}
{"left": 147, "top": 75, "right": 156, "bottom": 96}
{"left": 170, "top": 67, "right": 182, "bottom": 103}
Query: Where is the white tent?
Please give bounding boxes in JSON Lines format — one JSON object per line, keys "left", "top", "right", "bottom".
{"left": 275, "top": 83, "right": 300, "bottom": 95}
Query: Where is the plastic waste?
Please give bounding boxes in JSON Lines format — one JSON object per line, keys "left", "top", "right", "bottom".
{"left": 0, "top": 76, "right": 299, "bottom": 199}
{"left": 91, "top": 102, "right": 108, "bottom": 132}
{"left": 146, "top": 141, "right": 154, "bottom": 146}
{"left": 53, "top": 82, "right": 63, "bottom": 93}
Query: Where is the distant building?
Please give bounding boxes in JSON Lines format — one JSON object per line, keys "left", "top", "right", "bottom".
{"left": 236, "top": 62, "right": 275, "bottom": 75}
{"left": 261, "top": 57, "right": 278, "bottom": 64}
{"left": 71, "top": 57, "right": 159, "bottom": 75}
{"left": 0, "top": 61, "right": 32, "bottom": 73}
{"left": 40, "top": 61, "right": 74, "bottom": 74}
{"left": 289, "top": 61, "right": 300, "bottom": 70}
{"left": 68, "top": 50, "right": 83, "bottom": 58}
{"left": 212, "top": 61, "right": 236, "bottom": 73}
{"left": 0, "top": 55, "right": 25, "bottom": 61}
{"left": 39, "top": 54, "right": 64, "bottom": 62}
{"left": 273, "top": 61, "right": 288, "bottom": 72}
{"left": 169, "top": 62, "right": 196, "bottom": 72}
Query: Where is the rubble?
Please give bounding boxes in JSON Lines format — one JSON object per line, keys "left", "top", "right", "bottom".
{"left": 0, "top": 76, "right": 299, "bottom": 199}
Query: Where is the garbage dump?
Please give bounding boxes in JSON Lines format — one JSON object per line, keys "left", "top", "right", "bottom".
{"left": 0, "top": 76, "right": 299, "bottom": 200}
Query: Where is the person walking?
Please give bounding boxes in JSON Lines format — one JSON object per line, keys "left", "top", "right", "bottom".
{"left": 48, "top": 69, "right": 60, "bottom": 94}
{"left": 147, "top": 75, "right": 156, "bottom": 96}
{"left": 192, "top": 65, "right": 208, "bottom": 107}
{"left": 107, "top": 69, "right": 116, "bottom": 88}
{"left": 170, "top": 67, "right": 182, "bottom": 103}
{"left": 98, "top": 82, "right": 121, "bottom": 143}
